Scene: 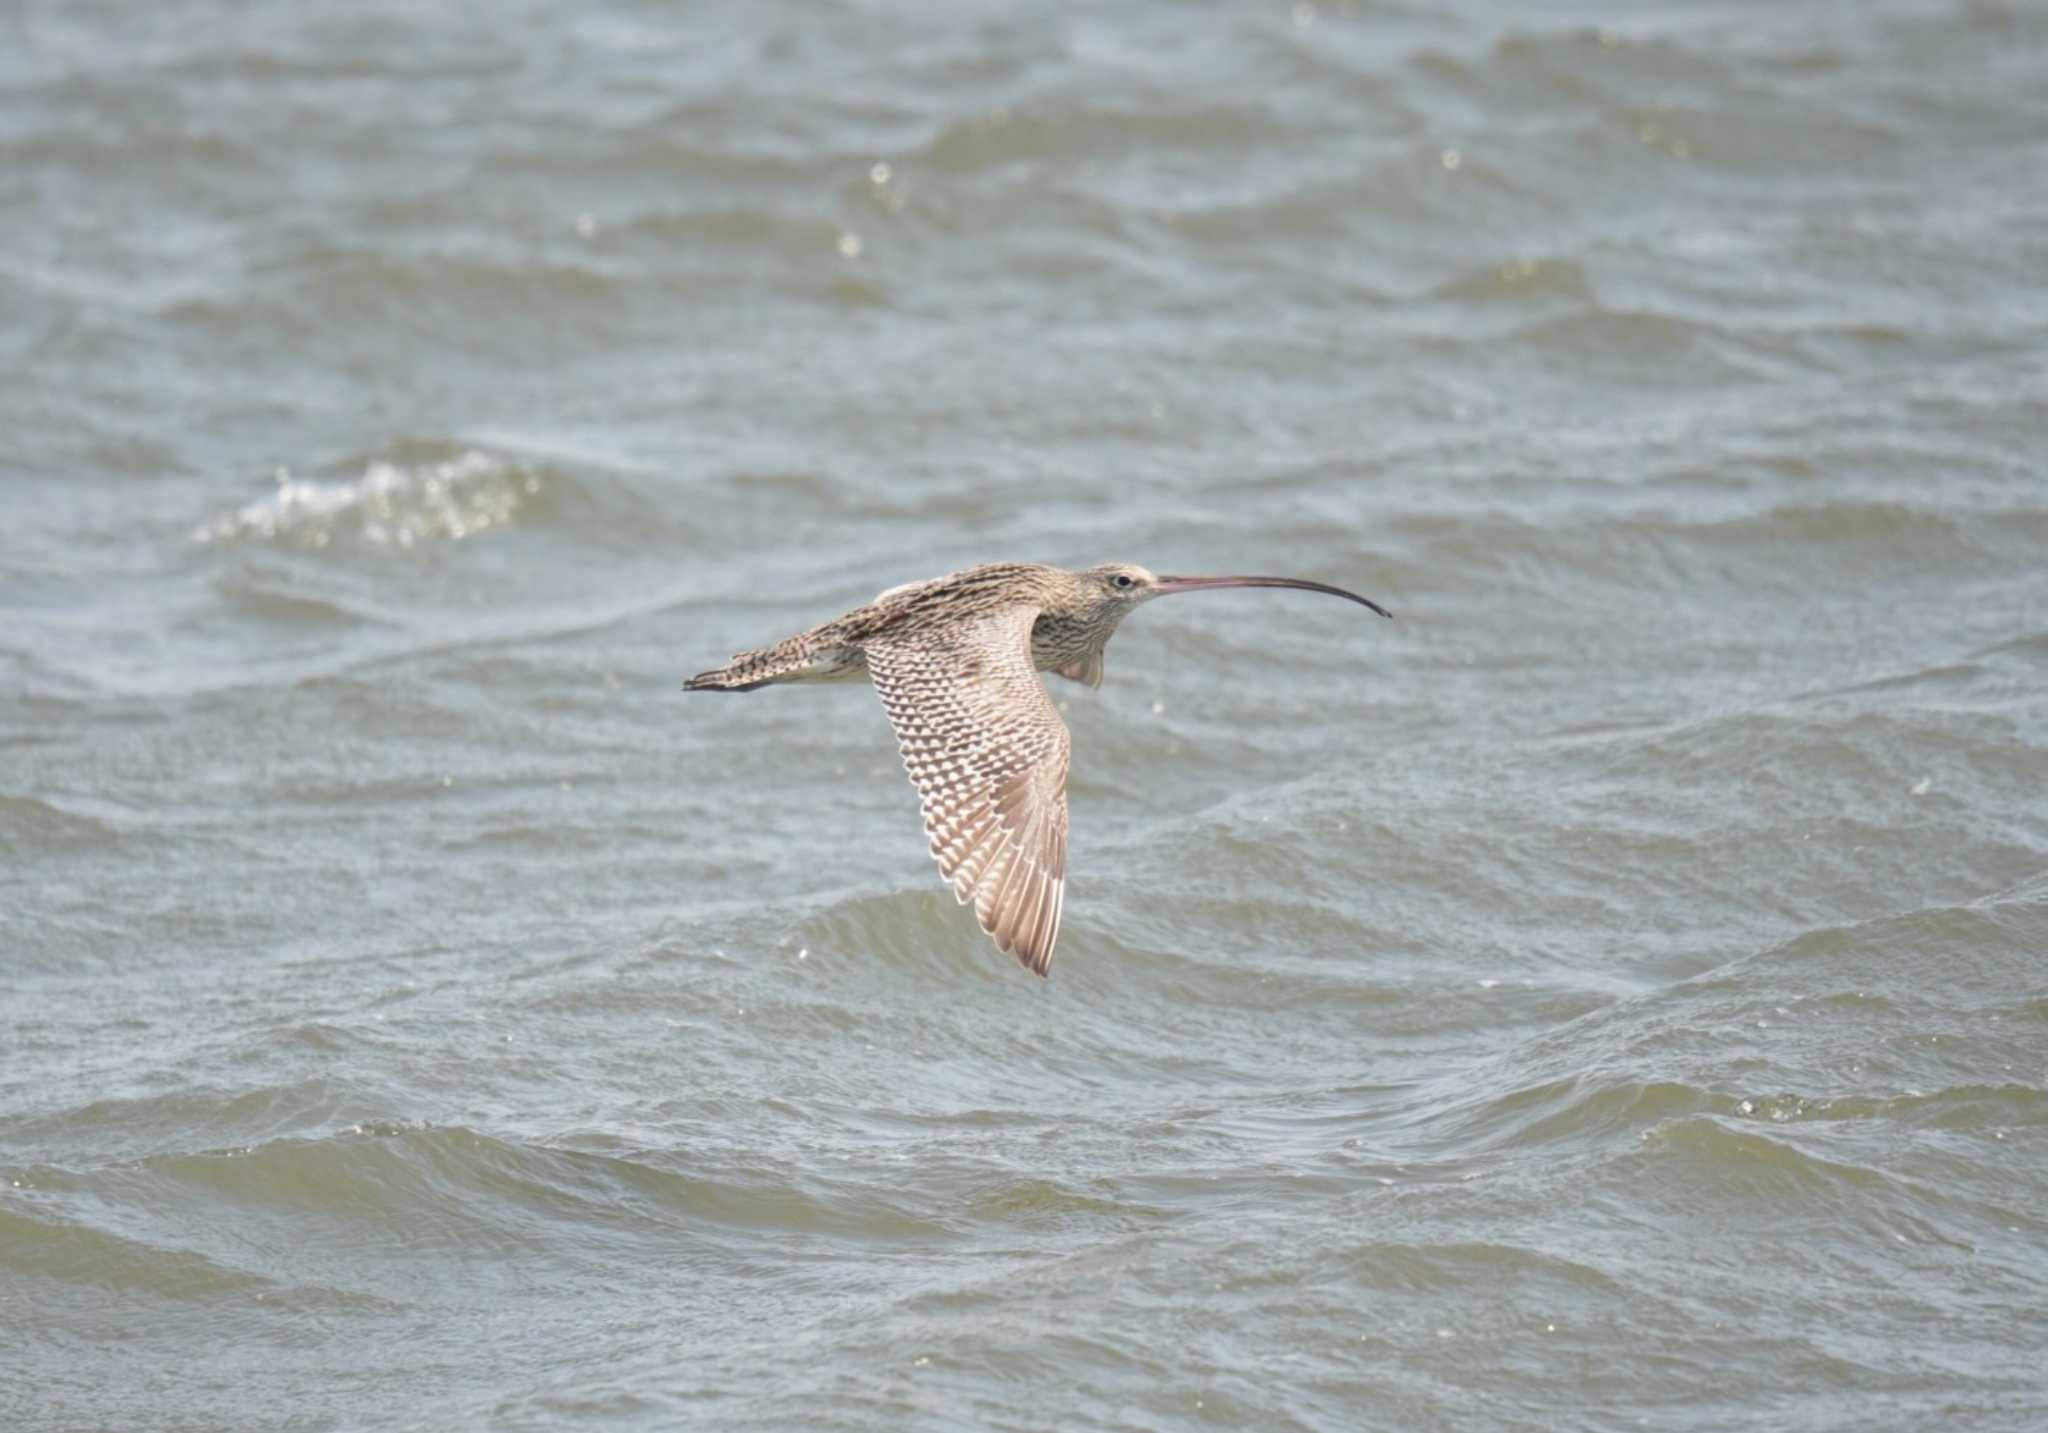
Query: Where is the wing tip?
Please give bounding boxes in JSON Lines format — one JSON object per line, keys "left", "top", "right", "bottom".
{"left": 1012, "top": 942, "right": 1054, "bottom": 978}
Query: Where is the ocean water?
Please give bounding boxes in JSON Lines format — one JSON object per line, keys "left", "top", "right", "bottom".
{"left": 3, "top": 2, "right": 2046, "bottom": 1429}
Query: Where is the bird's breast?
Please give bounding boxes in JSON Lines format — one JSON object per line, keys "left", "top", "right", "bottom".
{"left": 1029, "top": 617, "right": 1099, "bottom": 670}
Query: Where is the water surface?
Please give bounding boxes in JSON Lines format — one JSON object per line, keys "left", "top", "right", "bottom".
{"left": 4, "top": 2, "right": 2046, "bottom": 1429}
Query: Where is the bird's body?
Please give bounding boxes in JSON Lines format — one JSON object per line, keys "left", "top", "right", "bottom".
{"left": 686, "top": 562, "right": 1390, "bottom": 976}
{"left": 684, "top": 564, "right": 1119, "bottom": 690}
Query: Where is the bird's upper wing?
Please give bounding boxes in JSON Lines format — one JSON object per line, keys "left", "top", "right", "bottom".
{"left": 864, "top": 606, "right": 1071, "bottom": 976}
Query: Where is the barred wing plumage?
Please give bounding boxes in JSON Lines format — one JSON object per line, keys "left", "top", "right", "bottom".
{"left": 864, "top": 608, "right": 1071, "bottom": 976}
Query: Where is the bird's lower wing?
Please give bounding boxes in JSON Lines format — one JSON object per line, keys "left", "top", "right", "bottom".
{"left": 864, "top": 608, "right": 1071, "bottom": 976}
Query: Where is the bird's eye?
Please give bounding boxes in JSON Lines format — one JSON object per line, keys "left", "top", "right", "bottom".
{"left": 1112, "top": 574, "right": 1134, "bottom": 589}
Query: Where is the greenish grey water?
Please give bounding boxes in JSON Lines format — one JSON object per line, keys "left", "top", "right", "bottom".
{"left": 3, "top": 2, "right": 2046, "bottom": 1429}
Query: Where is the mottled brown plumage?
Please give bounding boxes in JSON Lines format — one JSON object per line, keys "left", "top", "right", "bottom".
{"left": 685, "top": 562, "right": 1391, "bottom": 976}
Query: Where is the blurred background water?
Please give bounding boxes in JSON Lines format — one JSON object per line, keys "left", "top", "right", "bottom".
{"left": 3, "top": 1, "right": 2046, "bottom": 1429}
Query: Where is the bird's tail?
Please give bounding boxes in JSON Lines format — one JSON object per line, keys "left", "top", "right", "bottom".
{"left": 683, "top": 635, "right": 827, "bottom": 692}
{"left": 683, "top": 660, "right": 768, "bottom": 692}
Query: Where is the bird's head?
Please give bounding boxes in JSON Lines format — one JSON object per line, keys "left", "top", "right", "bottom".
{"left": 1077, "top": 562, "right": 1165, "bottom": 616}
{"left": 1076, "top": 563, "right": 1393, "bottom": 622}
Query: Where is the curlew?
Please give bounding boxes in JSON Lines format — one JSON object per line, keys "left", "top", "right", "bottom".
{"left": 685, "top": 563, "right": 1391, "bottom": 977}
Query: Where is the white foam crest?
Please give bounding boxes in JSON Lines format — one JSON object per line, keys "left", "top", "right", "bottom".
{"left": 197, "top": 451, "right": 541, "bottom": 549}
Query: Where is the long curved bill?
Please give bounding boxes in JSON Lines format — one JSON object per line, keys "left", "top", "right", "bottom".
{"left": 1153, "top": 574, "right": 1393, "bottom": 619}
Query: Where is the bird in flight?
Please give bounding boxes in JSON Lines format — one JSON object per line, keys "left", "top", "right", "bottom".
{"left": 685, "top": 563, "right": 1391, "bottom": 977}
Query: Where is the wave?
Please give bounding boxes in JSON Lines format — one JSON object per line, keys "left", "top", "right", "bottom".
{"left": 917, "top": 100, "right": 1291, "bottom": 174}
{"left": 1431, "top": 256, "right": 1591, "bottom": 304}
{"left": 0, "top": 793, "right": 119, "bottom": 852}
{"left": 193, "top": 448, "right": 544, "bottom": 552}
{"left": 0, "top": 1116, "right": 966, "bottom": 1318}
{"left": 789, "top": 887, "right": 1034, "bottom": 984}
{"left": 0, "top": 1203, "right": 343, "bottom": 1304}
